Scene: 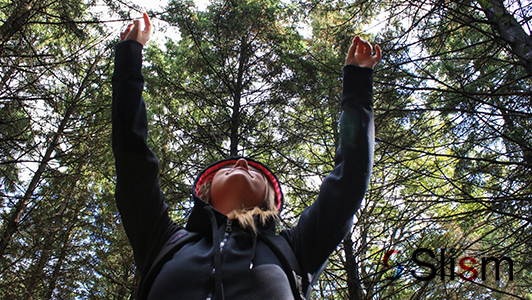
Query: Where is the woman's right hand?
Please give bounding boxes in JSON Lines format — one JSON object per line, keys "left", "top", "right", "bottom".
{"left": 120, "top": 13, "right": 152, "bottom": 47}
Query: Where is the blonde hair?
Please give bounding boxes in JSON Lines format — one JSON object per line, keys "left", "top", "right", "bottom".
{"left": 198, "top": 175, "right": 279, "bottom": 234}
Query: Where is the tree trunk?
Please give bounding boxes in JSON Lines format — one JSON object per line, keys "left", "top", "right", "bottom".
{"left": 478, "top": 0, "right": 532, "bottom": 75}
{"left": 229, "top": 35, "right": 250, "bottom": 156}
{"left": 0, "top": 0, "right": 36, "bottom": 48}
{"left": 343, "top": 233, "right": 364, "bottom": 300}
{"left": 44, "top": 235, "right": 70, "bottom": 300}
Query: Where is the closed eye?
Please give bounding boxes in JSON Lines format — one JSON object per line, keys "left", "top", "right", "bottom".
{"left": 249, "top": 167, "right": 262, "bottom": 173}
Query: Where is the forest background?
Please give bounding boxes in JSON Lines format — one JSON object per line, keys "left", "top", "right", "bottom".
{"left": 1, "top": 0, "right": 531, "bottom": 299}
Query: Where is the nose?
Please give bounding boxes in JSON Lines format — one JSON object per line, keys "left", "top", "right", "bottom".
{"left": 233, "top": 158, "right": 249, "bottom": 170}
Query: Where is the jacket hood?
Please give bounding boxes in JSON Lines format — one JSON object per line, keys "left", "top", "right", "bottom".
{"left": 191, "top": 157, "right": 284, "bottom": 212}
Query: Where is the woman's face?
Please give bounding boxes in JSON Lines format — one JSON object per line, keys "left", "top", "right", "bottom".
{"left": 209, "top": 159, "right": 267, "bottom": 215}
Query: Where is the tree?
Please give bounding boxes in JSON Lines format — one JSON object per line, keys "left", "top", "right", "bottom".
{"left": 140, "top": 0, "right": 308, "bottom": 221}
{"left": 1, "top": 0, "right": 530, "bottom": 298}
{"left": 320, "top": 0, "right": 532, "bottom": 298}
{"left": 0, "top": 0, "right": 128, "bottom": 298}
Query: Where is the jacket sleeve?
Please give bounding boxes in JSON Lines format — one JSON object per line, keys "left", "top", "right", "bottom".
{"left": 112, "top": 40, "right": 179, "bottom": 275}
{"left": 283, "top": 65, "right": 375, "bottom": 274}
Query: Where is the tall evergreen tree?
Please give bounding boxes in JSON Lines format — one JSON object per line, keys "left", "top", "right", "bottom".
{"left": 142, "top": 0, "right": 307, "bottom": 223}
{"left": 0, "top": 0, "right": 128, "bottom": 298}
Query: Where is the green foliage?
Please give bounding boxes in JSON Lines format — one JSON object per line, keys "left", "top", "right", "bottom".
{"left": 337, "top": 0, "right": 532, "bottom": 299}
{"left": 1, "top": 0, "right": 530, "bottom": 299}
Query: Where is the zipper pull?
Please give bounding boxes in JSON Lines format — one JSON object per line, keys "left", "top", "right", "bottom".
{"left": 220, "top": 219, "right": 233, "bottom": 254}
{"left": 225, "top": 218, "right": 233, "bottom": 232}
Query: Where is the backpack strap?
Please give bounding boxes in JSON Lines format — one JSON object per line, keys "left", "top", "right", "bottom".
{"left": 137, "top": 229, "right": 200, "bottom": 299}
{"left": 259, "top": 233, "right": 307, "bottom": 300}
{"left": 306, "top": 260, "right": 327, "bottom": 299}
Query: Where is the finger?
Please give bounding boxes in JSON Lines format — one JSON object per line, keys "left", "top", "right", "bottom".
{"left": 122, "top": 23, "right": 133, "bottom": 34}
{"left": 347, "top": 36, "right": 359, "bottom": 59}
{"left": 143, "top": 13, "right": 152, "bottom": 33}
{"left": 132, "top": 19, "right": 141, "bottom": 31}
{"left": 120, "top": 23, "right": 134, "bottom": 40}
{"left": 374, "top": 44, "right": 382, "bottom": 61}
{"left": 125, "top": 19, "right": 138, "bottom": 37}
{"left": 355, "top": 38, "right": 367, "bottom": 54}
{"left": 362, "top": 40, "right": 372, "bottom": 54}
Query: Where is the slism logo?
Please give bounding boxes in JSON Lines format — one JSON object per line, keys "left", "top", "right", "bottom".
{"left": 383, "top": 248, "right": 514, "bottom": 282}
{"left": 383, "top": 250, "right": 403, "bottom": 280}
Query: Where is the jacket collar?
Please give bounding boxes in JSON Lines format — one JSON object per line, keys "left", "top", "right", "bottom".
{"left": 186, "top": 194, "right": 279, "bottom": 235}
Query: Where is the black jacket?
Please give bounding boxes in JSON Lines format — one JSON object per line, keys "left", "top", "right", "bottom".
{"left": 112, "top": 40, "right": 375, "bottom": 300}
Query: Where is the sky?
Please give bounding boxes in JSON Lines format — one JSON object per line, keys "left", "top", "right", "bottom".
{"left": 137, "top": 0, "right": 209, "bottom": 11}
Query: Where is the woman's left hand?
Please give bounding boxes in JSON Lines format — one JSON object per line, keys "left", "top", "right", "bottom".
{"left": 345, "top": 36, "right": 382, "bottom": 68}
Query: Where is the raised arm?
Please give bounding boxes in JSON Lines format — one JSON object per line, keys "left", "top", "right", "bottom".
{"left": 284, "top": 36, "right": 381, "bottom": 275}
{"left": 112, "top": 14, "right": 179, "bottom": 276}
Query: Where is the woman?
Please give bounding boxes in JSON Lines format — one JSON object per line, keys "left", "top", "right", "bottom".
{"left": 112, "top": 13, "right": 381, "bottom": 300}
